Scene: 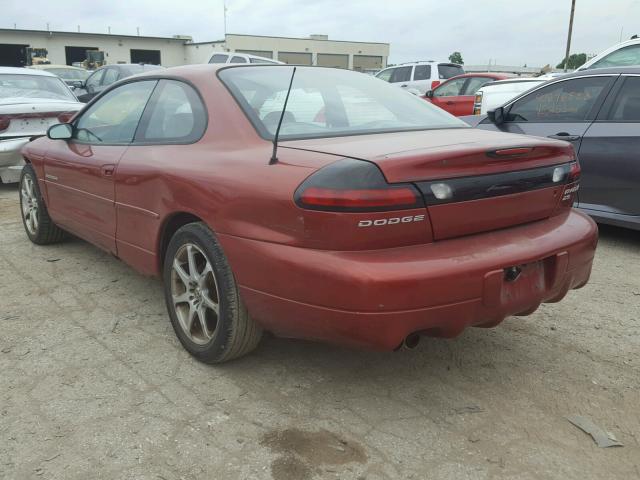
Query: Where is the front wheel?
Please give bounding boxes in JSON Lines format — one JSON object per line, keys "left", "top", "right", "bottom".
{"left": 19, "top": 165, "right": 66, "bottom": 245}
{"left": 163, "top": 222, "right": 262, "bottom": 363}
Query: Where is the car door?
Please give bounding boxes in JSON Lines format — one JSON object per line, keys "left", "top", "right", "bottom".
{"left": 498, "top": 75, "right": 615, "bottom": 155}
{"left": 43, "top": 80, "right": 157, "bottom": 253}
{"left": 577, "top": 75, "right": 640, "bottom": 217}
{"left": 408, "top": 64, "right": 431, "bottom": 95}
{"left": 77, "top": 68, "right": 104, "bottom": 102}
{"left": 114, "top": 79, "right": 208, "bottom": 274}
{"left": 429, "top": 77, "right": 467, "bottom": 115}
{"left": 389, "top": 66, "right": 414, "bottom": 92}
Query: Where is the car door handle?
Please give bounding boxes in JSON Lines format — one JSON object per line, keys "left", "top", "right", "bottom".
{"left": 400, "top": 84, "right": 408, "bottom": 87}
{"left": 101, "top": 164, "right": 115, "bottom": 177}
{"left": 446, "top": 101, "right": 455, "bottom": 105}
{"left": 548, "top": 132, "right": 581, "bottom": 141}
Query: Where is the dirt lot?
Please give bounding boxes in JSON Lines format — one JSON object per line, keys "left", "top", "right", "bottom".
{"left": 0, "top": 182, "right": 638, "bottom": 480}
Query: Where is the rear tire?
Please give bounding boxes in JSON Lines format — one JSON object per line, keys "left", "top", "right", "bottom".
{"left": 19, "top": 164, "right": 66, "bottom": 245}
{"left": 163, "top": 222, "right": 262, "bottom": 363}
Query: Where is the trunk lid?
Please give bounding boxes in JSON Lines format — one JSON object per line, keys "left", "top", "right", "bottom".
{"left": 283, "top": 129, "right": 578, "bottom": 240}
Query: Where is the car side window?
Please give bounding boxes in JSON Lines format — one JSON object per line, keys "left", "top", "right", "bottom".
{"left": 375, "top": 68, "right": 393, "bottom": 82}
{"left": 589, "top": 45, "right": 640, "bottom": 69}
{"left": 136, "top": 80, "right": 207, "bottom": 143}
{"left": 230, "top": 56, "right": 247, "bottom": 63}
{"left": 433, "top": 78, "right": 466, "bottom": 97}
{"left": 390, "top": 66, "right": 412, "bottom": 83}
{"left": 85, "top": 69, "right": 104, "bottom": 89}
{"left": 413, "top": 65, "right": 431, "bottom": 81}
{"left": 209, "top": 54, "right": 229, "bottom": 64}
{"left": 463, "top": 77, "right": 494, "bottom": 95}
{"left": 102, "top": 68, "right": 119, "bottom": 86}
{"left": 507, "top": 76, "right": 610, "bottom": 122}
{"left": 73, "top": 80, "right": 157, "bottom": 144}
{"left": 607, "top": 76, "right": 640, "bottom": 121}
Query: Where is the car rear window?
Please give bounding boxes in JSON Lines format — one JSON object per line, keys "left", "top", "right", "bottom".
{"left": 438, "top": 64, "right": 465, "bottom": 79}
{"left": 0, "top": 74, "right": 76, "bottom": 101}
{"left": 218, "top": 66, "right": 467, "bottom": 141}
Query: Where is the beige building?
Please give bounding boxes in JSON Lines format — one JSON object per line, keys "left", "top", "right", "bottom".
{"left": 0, "top": 29, "right": 389, "bottom": 72}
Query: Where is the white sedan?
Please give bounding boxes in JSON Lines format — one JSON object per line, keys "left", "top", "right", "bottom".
{"left": 0, "top": 67, "right": 83, "bottom": 183}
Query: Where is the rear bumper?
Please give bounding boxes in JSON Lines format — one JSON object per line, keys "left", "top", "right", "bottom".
{"left": 0, "top": 138, "right": 28, "bottom": 183}
{"left": 219, "top": 210, "right": 598, "bottom": 350}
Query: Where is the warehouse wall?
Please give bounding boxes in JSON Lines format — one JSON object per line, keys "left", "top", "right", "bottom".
{"left": 0, "top": 30, "right": 188, "bottom": 66}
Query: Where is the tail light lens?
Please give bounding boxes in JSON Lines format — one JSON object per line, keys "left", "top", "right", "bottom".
{"left": 473, "top": 92, "right": 483, "bottom": 115}
{"left": 294, "top": 159, "right": 424, "bottom": 212}
{"left": 57, "top": 111, "right": 76, "bottom": 123}
{"left": 0, "top": 115, "right": 10, "bottom": 132}
{"left": 431, "top": 80, "right": 441, "bottom": 90}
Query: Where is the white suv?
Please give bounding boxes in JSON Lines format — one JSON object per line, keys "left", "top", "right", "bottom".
{"left": 208, "top": 52, "right": 283, "bottom": 65}
{"left": 375, "top": 61, "right": 465, "bottom": 95}
{"left": 577, "top": 37, "right": 640, "bottom": 71}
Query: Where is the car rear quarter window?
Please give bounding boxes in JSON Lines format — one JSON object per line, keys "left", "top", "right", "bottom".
{"left": 230, "top": 56, "right": 247, "bottom": 63}
{"left": 438, "top": 64, "right": 464, "bottom": 79}
{"left": 209, "top": 54, "right": 229, "bottom": 64}
{"left": 136, "top": 79, "right": 207, "bottom": 143}
{"left": 589, "top": 44, "right": 640, "bottom": 69}
{"left": 74, "top": 80, "right": 157, "bottom": 144}
{"left": 607, "top": 76, "right": 640, "bottom": 121}
{"left": 413, "top": 65, "right": 432, "bottom": 81}
{"left": 507, "top": 76, "right": 611, "bottom": 122}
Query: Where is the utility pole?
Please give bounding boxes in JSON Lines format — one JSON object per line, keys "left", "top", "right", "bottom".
{"left": 223, "top": 0, "right": 228, "bottom": 37}
{"left": 563, "top": 0, "right": 576, "bottom": 72}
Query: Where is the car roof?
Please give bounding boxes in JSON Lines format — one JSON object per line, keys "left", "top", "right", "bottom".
{"left": 0, "top": 66, "right": 57, "bottom": 77}
{"left": 556, "top": 66, "right": 640, "bottom": 78}
{"left": 441, "top": 72, "right": 510, "bottom": 81}
{"left": 28, "top": 64, "right": 86, "bottom": 71}
{"left": 98, "top": 64, "right": 165, "bottom": 70}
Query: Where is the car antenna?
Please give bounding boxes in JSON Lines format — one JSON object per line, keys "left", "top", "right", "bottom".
{"left": 270, "top": 66, "right": 297, "bottom": 165}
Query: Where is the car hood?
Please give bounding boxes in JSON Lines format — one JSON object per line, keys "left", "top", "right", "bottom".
{"left": 459, "top": 114, "right": 488, "bottom": 127}
{"left": 281, "top": 128, "right": 571, "bottom": 182}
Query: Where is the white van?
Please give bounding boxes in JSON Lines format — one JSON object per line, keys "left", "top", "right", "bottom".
{"left": 374, "top": 61, "right": 464, "bottom": 95}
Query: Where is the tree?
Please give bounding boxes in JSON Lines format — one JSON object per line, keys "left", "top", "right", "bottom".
{"left": 448, "top": 52, "right": 464, "bottom": 65}
{"left": 556, "top": 53, "right": 587, "bottom": 70}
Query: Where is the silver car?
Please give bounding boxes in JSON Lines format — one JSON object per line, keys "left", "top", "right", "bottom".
{"left": 0, "top": 67, "right": 83, "bottom": 183}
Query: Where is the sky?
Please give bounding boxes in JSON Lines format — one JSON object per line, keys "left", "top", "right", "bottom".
{"left": 2, "top": 0, "right": 639, "bottom": 67}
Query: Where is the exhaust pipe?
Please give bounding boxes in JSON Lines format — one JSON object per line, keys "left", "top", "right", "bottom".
{"left": 401, "top": 333, "right": 421, "bottom": 350}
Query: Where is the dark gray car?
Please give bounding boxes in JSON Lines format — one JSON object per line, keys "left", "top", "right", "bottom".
{"left": 463, "top": 67, "right": 640, "bottom": 230}
{"left": 74, "top": 64, "right": 164, "bottom": 103}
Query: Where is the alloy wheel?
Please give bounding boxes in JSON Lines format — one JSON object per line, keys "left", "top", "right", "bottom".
{"left": 21, "top": 175, "right": 39, "bottom": 235}
{"left": 170, "top": 243, "right": 220, "bottom": 345}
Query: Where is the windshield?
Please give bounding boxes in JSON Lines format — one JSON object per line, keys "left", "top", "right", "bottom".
{"left": 219, "top": 66, "right": 467, "bottom": 140}
{"left": 0, "top": 74, "right": 76, "bottom": 101}
{"left": 43, "top": 68, "right": 90, "bottom": 81}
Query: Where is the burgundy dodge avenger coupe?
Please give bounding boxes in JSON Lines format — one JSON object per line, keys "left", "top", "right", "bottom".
{"left": 19, "top": 65, "right": 597, "bottom": 363}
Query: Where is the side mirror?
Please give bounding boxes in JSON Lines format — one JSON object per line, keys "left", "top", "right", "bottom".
{"left": 488, "top": 106, "right": 506, "bottom": 125}
{"left": 47, "top": 123, "right": 73, "bottom": 140}
{"left": 425, "top": 90, "right": 434, "bottom": 98}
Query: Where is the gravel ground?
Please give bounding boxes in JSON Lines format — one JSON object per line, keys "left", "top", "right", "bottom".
{"left": 0, "top": 182, "right": 639, "bottom": 480}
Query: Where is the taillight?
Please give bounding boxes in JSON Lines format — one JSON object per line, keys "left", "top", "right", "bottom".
{"left": 57, "top": 111, "right": 76, "bottom": 123}
{"left": 431, "top": 80, "right": 441, "bottom": 90}
{"left": 294, "top": 159, "right": 424, "bottom": 212}
{"left": 0, "top": 115, "right": 10, "bottom": 132}
{"left": 473, "top": 92, "right": 483, "bottom": 115}
{"left": 560, "top": 161, "right": 580, "bottom": 206}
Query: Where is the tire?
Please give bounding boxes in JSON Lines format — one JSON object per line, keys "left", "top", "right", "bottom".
{"left": 163, "top": 222, "right": 262, "bottom": 363}
{"left": 19, "top": 164, "right": 66, "bottom": 245}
